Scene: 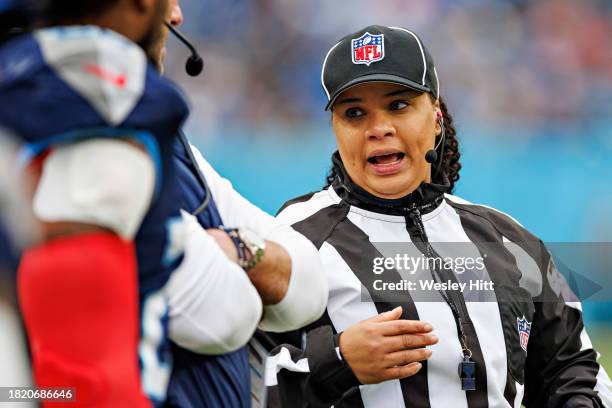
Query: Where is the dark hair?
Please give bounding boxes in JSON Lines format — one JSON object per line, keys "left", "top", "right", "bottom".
{"left": 324, "top": 95, "right": 462, "bottom": 193}
{"left": 41, "top": 0, "right": 119, "bottom": 22}
{"left": 0, "top": 10, "right": 30, "bottom": 43}
{"left": 434, "top": 96, "right": 461, "bottom": 191}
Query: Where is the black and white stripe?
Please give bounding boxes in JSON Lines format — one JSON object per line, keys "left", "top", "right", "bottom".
{"left": 265, "top": 187, "right": 612, "bottom": 408}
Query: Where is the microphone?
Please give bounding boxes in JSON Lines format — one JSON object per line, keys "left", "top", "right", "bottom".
{"left": 165, "top": 21, "right": 204, "bottom": 77}
{"left": 425, "top": 149, "right": 437, "bottom": 164}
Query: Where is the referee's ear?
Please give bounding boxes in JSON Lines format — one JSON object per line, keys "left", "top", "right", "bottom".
{"left": 433, "top": 98, "right": 442, "bottom": 136}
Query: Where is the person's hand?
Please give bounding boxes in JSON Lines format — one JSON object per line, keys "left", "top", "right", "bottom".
{"left": 206, "top": 229, "right": 239, "bottom": 263}
{"left": 339, "top": 306, "right": 437, "bottom": 384}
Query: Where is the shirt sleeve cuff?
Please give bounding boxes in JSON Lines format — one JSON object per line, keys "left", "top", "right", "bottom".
{"left": 306, "top": 326, "right": 361, "bottom": 398}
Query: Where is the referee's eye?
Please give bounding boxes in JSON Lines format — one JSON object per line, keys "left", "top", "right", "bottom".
{"left": 345, "top": 107, "right": 365, "bottom": 118}
{"left": 389, "top": 100, "right": 409, "bottom": 111}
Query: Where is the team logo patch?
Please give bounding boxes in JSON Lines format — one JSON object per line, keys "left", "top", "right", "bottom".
{"left": 517, "top": 315, "right": 531, "bottom": 352}
{"left": 351, "top": 33, "right": 384, "bottom": 66}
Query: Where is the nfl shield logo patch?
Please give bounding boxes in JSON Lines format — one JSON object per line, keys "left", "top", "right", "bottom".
{"left": 517, "top": 315, "right": 531, "bottom": 352}
{"left": 351, "top": 33, "right": 385, "bottom": 66}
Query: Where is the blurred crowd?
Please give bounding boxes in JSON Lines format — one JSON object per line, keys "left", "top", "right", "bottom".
{"left": 165, "top": 0, "right": 612, "bottom": 139}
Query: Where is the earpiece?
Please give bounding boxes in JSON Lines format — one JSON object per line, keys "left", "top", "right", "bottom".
{"left": 436, "top": 110, "right": 444, "bottom": 129}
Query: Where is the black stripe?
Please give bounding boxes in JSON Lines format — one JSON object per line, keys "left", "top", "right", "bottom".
{"left": 503, "top": 372, "right": 517, "bottom": 407}
{"left": 402, "top": 209, "right": 490, "bottom": 407}
{"left": 276, "top": 192, "right": 317, "bottom": 215}
{"left": 256, "top": 309, "right": 337, "bottom": 351}
{"left": 259, "top": 203, "right": 345, "bottom": 352}
{"left": 449, "top": 200, "right": 605, "bottom": 406}
{"left": 265, "top": 385, "right": 282, "bottom": 408}
{"left": 446, "top": 200, "right": 547, "bottom": 276}
{"left": 448, "top": 200, "right": 531, "bottom": 407}
{"left": 262, "top": 200, "right": 346, "bottom": 350}
{"left": 303, "top": 309, "right": 337, "bottom": 336}
{"left": 291, "top": 204, "right": 349, "bottom": 250}
{"left": 336, "top": 388, "right": 366, "bottom": 408}
{"left": 446, "top": 200, "right": 525, "bottom": 288}
{"left": 327, "top": 218, "right": 432, "bottom": 408}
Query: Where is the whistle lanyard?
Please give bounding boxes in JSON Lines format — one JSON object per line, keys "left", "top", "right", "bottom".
{"left": 406, "top": 205, "right": 477, "bottom": 391}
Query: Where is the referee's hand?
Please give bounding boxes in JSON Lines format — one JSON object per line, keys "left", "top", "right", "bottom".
{"left": 339, "top": 306, "right": 437, "bottom": 384}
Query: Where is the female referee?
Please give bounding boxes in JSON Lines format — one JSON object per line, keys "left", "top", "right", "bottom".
{"left": 262, "top": 25, "right": 612, "bottom": 408}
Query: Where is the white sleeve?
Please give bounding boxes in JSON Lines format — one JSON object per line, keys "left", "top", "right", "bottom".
{"left": 190, "top": 145, "right": 328, "bottom": 332}
{"left": 32, "top": 138, "right": 155, "bottom": 240}
{"left": 166, "top": 211, "right": 263, "bottom": 354}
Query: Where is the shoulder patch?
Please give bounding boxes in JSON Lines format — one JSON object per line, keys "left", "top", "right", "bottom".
{"left": 34, "top": 26, "right": 147, "bottom": 126}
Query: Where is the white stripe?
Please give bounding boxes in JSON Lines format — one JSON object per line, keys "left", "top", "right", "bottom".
{"left": 580, "top": 327, "right": 593, "bottom": 350}
{"left": 427, "top": 204, "right": 510, "bottom": 408}
{"left": 276, "top": 188, "right": 336, "bottom": 226}
{"left": 319, "top": 241, "right": 379, "bottom": 332}
{"left": 466, "top": 303, "right": 511, "bottom": 408}
{"left": 502, "top": 236, "right": 543, "bottom": 297}
{"left": 444, "top": 193, "right": 526, "bottom": 228}
{"left": 565, "top": 301, "right": 582, "bottom": 311}
{"left": 413, "top": 303, "right": 468, "bottom": 408}
{"left": 434, "top": 66, "right": 440, "bottom": 100}
{"left": 319, "top": 240, "right": 405, "bottom": 407}
{"left": 579, "top": 329, "right": 612, "bottom": 406}
{"left": 347, "top": 211, "right": 470, "bottom": 408}
{"left": 594, "top": 365, "right": 612, "bottom": 407}
{"left": 321, "top": 41, "right": 342, "bottom": 100}
{"left": 360, "top": 381, "right": 406, "bottom": 408}
{"left": 389, "top": 27, "right": 427, "bottom": 85}
{"left": 514, "top": 382, "right": 524, "bottom": 408}
{"left": 264, "top": 347, "right": 309, "bottom": 387}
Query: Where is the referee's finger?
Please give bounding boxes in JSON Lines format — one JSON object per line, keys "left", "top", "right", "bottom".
{"left": 384, "top": 332, "right": 438, "bottom": 350}
{"left": 379, "top": 319, "right": 433, "bottom": 336}
{"left": 383, "top": 348, "right": 433, "bottom": 368}
{"left": 382, "top": 362, "right": 423, "bottom": 381}
{"left": 368, "top": 306, "right": 403, "bottom": 323}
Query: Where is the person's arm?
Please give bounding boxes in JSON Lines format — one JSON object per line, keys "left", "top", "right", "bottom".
{"left": 523, "top": 242, "right": 612, "bottom": 407}
{"left": 265, "top": 307, "right": 437, "bottom": 407}
{"left": 190, "top": 144, "right": 328, "bottom": 331}
{"left": 165, "top": 211, "right": 263, "bottom": 354}
{"left": 19, "top": 138, "right": 155, "bottom": 406}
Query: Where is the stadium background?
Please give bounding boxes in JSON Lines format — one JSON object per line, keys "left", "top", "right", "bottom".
{"left": 164, "top": 0, "right": 612, "bottom": 370}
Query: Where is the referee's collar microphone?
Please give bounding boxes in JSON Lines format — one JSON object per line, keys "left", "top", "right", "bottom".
{"left": 165, "top": 21, "right": 204, "bottom": 77}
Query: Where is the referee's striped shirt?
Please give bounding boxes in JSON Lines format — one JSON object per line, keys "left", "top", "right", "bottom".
{"left": 262, "top": 182, "right": 612, "bottom": 408}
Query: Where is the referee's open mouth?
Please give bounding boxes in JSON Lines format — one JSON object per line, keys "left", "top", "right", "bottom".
{"left": 366, "top": 150, "right": 406, "bottom": 176}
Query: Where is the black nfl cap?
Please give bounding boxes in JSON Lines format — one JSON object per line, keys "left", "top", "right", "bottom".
{"left": 321, "top": 25, "right": 439, "bottom": 110}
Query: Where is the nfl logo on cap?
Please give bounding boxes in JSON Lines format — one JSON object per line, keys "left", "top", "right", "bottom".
{"left": 517, "top": 315, "right": 531, "bottom": 352}
{"left": 351, "top": 32, "right": 384, "bottom": 66}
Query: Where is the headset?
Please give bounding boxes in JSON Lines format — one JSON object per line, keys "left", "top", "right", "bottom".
{"left": 166, "top": 22, "right": 212, "bottom": 216}
{"left": 165, "top": 22, "right": 204, "bottom": 77}
{"left": 425, "top": 111, "right": 446, "bottom": 178}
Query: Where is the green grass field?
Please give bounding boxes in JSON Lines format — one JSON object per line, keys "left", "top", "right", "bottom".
{"left": 589, "top": 325, "right": 612, "bottom": 371}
